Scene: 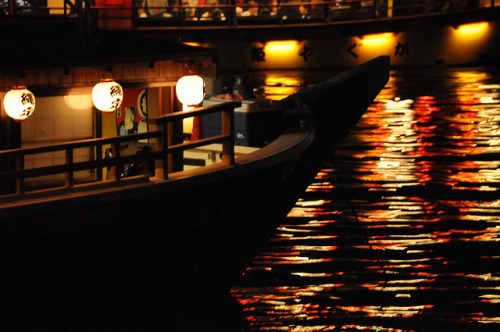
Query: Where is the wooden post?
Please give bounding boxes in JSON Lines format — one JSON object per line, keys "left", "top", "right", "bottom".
{"left": 77, "top": 0, "right": 84, "bottom": 37}
{"left": 66, "top": 147, "right": 74, "bottom": 188}
{"left": 113, "top": 141, "right": 121, "bottom": 181}
{"left": 8, "top": 0, "right": 15, "bottom": 15}
{"left": 95, "top": 108, "right": 103, "bottom": 181}
{"left": 16, "top": 154, "right": 24, "bottom": 195}
{"left": 221, "top": 108, "right": 235, "bottom": 165}
{"left": 96, "top": 143, "right": 103, "bottom": 181}
{"left": 162, "top": 121, "right": 169, "bottom": 180}
{"left": 161, "top": 86, "right": 183, "bottom": 173}
{"left": 148, "top": 118, "right": 166, "bottom": 180}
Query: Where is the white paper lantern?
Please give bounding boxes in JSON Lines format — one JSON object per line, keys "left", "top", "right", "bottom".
{"left": 92, "top": 79, "right": 123, "bottom": 112}
{"left": 3, "top": 86, "right": 35, "bottom": 121}
{"left": 176, "top": 75, "right": 205, "bottom": 107}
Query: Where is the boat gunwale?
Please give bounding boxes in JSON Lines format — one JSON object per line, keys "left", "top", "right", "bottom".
{"left": 0, "top": 107, "right": 315, "bottom": 215}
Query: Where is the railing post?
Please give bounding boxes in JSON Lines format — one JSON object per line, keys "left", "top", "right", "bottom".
{"left": 149, "top": 119, "right": 169, "bottom": 180}
{"left": 132, "top": 0, "right": 139, "bottom": 28}
{"left": 226, "top": 0, "right": 236, "bottom": 25}
{"left": 162, "top": 121, "right": 169, "bottom": 179}
{"left": 16, "top": 154, "right": 24, "bottom": 195}
{"left": 181, "top": 7, "right": 186, "bottom": 26}
{"left": 84, "top": 0, "right": 94, "bottom": 37}
{"left": 66, "top": 147, "right": 74, "bottom": 188}
{"left": 8, "top": 0, "right": 15, "bottom": 15}
{"left": 423, "top": 0, "right": 429, "bottom": 14}
{"left": 96, "top": 142, "right": 103, "bottom": 181}
{"left": 113, "top": 141, "right": 121, "bottom": 181}
{"left": 77, "top": 0, "right": 84, "bottom": 36}
{"left": 221, "top": 107, "right": 235, "bottom": 165}
{"left": 323, "top": 1, "right": 330, "bottom": 22}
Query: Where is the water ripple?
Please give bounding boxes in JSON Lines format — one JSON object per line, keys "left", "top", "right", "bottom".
{"left": 233, "top": 68, "right": 500, "bottom": 331}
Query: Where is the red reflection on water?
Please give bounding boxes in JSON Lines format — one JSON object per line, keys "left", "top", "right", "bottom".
{"left": 414, "top": 96, "right": 439, "bottom": 126}
{"left": 315, "top": 171, "right": 333, "bottom": 179}
{"left": 233, "top": 70, "right": 500, "bottom": 331}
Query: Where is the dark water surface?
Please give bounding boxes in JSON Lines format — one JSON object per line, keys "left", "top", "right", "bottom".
{"left": 232, "top": 67, "right": 500, "bottom": 331}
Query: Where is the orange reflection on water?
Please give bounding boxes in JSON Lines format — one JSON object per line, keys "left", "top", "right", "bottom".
{"left": 336, "top": 304, "right": 434, "bottom": 318}
{"left": 307, "top": 171, "right": 338, "bottom": 192}
{"left": 234, "top": 69, "right": 500, "bottom": 331}
{"left": 287, "top": 206, "right": 341, "bottom": 218}
{"left": 232, "top": 283, "right": 347, "bottom": 328}
{"left": 306, "top": 183, "right": 337, "bottom": 192}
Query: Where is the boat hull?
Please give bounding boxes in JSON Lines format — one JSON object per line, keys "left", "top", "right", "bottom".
{"left": 0, "top": 57, "right": 390, "bottom": 329}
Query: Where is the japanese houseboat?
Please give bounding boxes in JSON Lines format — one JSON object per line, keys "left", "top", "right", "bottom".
{"left": 1, "top": 0, "right": 495, "bottom": 328}
{"left": 2, "top": 0, "right": 500, "bottom": 71}
{"left": 0, "top": 18, "right": 389, "bottom": 325}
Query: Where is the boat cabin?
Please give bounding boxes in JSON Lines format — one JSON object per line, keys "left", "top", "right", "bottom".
{"left": 0, "top": 34, "right": 234, "bottom": 199}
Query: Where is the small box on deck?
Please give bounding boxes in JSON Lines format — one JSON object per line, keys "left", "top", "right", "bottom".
{"left": 201, "top": 99, "right": 283, "bottom": 147}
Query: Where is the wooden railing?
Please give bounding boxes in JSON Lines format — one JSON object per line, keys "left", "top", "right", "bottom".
{"left": 149, "top": 100, "right": 238, "bottom": 180}
{"left": 0, "top": 100, "right": 240, "bottom": 200}
{"left": 94, "top": 0, "right": 500, "bottom": 29}
{"left": 0, "top": 131, "right": 161, "bottom": 195}
{"left": 1, "top": 0, "right": 498, "bottom": 29}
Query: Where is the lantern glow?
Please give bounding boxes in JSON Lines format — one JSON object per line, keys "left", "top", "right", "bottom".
{"left": 360, "top": 32, "right": 394, "bottom": 46}
{"left": 92, "top": 79, "right": 124, "bottom": 112}
{"left": 176, "top": 74, "right": 205, "bottom": 135}
{"left": 265, "top": 40, "right": 298, "bottom": 52}
{"left": 176, "top": 75, "right": 205, "bottom": 108}
{"left": 3, "top": 86, "right": 35, "bottom": 121}
{"left": 456, "top": 22, "right": 489, "bottom": 34}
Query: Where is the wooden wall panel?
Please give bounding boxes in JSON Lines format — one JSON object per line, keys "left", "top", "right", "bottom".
{"left": 135, "top": 62, "right": 148, "bottom": 81}
{"left": 2, "top": 73, "right": 14, "bottom": 89}
{"left": 158, "top": 61, "right": 172, "bottom": 79}
{"left": 111, "top": 64, "right": 124, "bottom": 81}
{"left": 147, "top": 62, "right": 160, "bottom": 81}
{"left": 171, "top": 62, "right": 185, "bottom": 78}
{"left": 34, "top": 69, "right": 49, "bottom": 86}
{"left": 0, "top": 58, "right": 209, "bottom": 91}
{"left": 61, "top": 68, "right": 74, "bottom": 86}
{"left": 85, "top": 67, "right": 102, "bottom": 85}
{"left": 47, "top": 69, "right": 62, "bottom": 86}
{"left": 73, "top": 67, "right": 87, "bottom": 84}
{"left": 123, "top": 63, "right": 137, "bottom": 81}
{"left": 23, "top": 71, "right": 36, "bottom": 88}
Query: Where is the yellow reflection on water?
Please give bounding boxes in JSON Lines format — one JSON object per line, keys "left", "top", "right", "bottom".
{"left": 260, "top": 75, "right": 304, "bottom": 100}
{"left": 233, "top": 69, "right": 500, "bottom": 330}
{"left": 337, "top": 304, "right": 433, "bottom": 318}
